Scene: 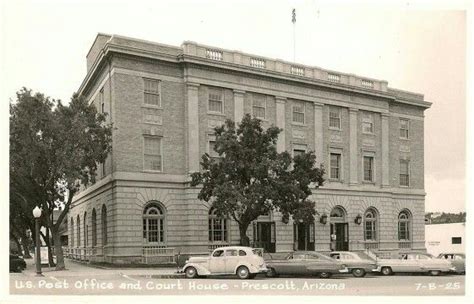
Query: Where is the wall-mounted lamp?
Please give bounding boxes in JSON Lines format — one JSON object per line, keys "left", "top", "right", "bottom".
{"left": 354, "top": 214, "right": 362, "bottom": 225}
{"left": 319, "top": 213, "right": 328, "bottom": 225}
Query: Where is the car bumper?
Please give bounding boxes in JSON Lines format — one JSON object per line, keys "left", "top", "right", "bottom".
{"left": 373, "top": 266, "right": 382, "bottom": 272}
{"left": 250, "top": 265, "right": 268, "bottom": 274}
{"left": 339, "top": 267, "right": 350, "bottom": 273}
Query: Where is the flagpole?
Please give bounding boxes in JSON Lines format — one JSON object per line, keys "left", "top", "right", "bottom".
{"left": 292, "top": 8, "right": 296, "bottom": 62}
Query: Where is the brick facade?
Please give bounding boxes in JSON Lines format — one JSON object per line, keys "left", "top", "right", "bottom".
{"left": 68, "top": 34, "right": 431, "bottom": 264}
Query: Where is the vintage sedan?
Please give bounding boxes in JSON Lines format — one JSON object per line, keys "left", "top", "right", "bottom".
{"left": 265, "top": 251, "right": 347, "bottom": 278}
{"left": 182, "top": 246, "right": 267, "bottom": 279}
{"left": 438, "top": 253, "right": 465, "bottom": 274}
{"left": 375, "top": 252, "right": 455, "bottom": 276}
{"left": 9, "top": 254, "right": 26, "bottom": 273}
{"left": 326, "top": 251, "right": 377, "bottom": 277}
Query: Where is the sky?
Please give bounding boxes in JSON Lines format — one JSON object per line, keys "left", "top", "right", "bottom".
{"left": 1, "top": 0, "right": 468, "bottom": 213}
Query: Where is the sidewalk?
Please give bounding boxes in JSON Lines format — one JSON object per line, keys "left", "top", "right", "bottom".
{"left": 19, "top": 258, "right": 183, "bottom": 278}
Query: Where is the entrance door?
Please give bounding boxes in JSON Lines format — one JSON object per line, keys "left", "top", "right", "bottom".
{"left": 254, "top": 222, "right": 276, "bottom": 253}
{"left": 330, "top": 223, "right": 349, "bottom": 251}
{"left": 294, "top": 223, "right": 315, "bottom": 251}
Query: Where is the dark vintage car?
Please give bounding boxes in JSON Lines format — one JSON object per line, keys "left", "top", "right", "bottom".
{"left": 326, "top": 251, "right": 377, "bottom": 277}
{"left": 438, "top": 253, "right": 465, "bottom": 274}
{"left": 265, "top": 251, "right": 348, "bottom": 278}
{"left": 10, "top": 254, "right": 27, "bottom": 273}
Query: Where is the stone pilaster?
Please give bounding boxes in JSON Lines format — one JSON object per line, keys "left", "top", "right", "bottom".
{"left": 349, "top": 107, "right": 359, "bottom": 185}
{"left": 233, "top": 89, "right": 245, "bottom": 123}
{"left": 381, "top": 112, "right": 390, "bottom": 187}
{"left": 313, "top": 102, "right": 324, "bottom": 166}
{"left": 186, "top": 83, "right": 200, "bottom": 173}
{"left": 275, "top": 97, "right": 287, "bottom": 153}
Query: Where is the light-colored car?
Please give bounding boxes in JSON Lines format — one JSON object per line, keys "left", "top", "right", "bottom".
{"left": 437, "top": 253, "right": 465, "bottom": 274}
{"left": 182, "top": 246, "right": 268, "bottom": 279}
{"left": 265, "top": 251, "right": 348, "bottom": 278}
{"left": 327, "top": 251, "right": 377, "bottom": 277}
{"left": 374, "top": 252, "right": 455, "bottom": 276}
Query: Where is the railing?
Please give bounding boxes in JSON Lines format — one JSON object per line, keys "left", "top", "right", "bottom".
{"left": 398, "top": 241, "right": 412, "bottom": 249}
{"left": 208, "top": 243, "right": 230, "bottom": 251}
{"left": 364, "top": 241, "right": 379, "bottom": 250}
{"left": 142, "top": 245, "right": 175, "bottom": 264}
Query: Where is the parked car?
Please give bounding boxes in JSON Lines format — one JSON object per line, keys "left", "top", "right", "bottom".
{"left": 10, "top": 254, "right": 26, "bottom": 273}
{"left": 374, "top": 252, "right": 455, "bottom": 276}
{"left": 182, "top": 246, "right": 267, "bottom": 279}
{"left": 326, "top": 251, "right": 377, "bottom": 277}
{"left": 437, "top": 253, "right": 465, "bottom": 274}
{"left": 265, "top": 251, "right": 348, "bottom": 278}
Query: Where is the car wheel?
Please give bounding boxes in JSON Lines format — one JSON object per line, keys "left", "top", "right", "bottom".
{"left": 352, "top": 268, "right": 366, "bottom": 278}
{"left": 429, "top": 270, "right": 441, "bottom": 276}
{"left": 16, "top": 265, "right": 23, "bottom": 273}
{"left": 236, "top": 266, "right": 250, "bottom": 279}
{"left": 319, "top": 272, "right": 332, "bottom": 279}
{"left": 184, "top": 266, "right": 198, "bottom": 279}
{"left": 266, "top": 267, "right": 278, "bottom": 278}
{"left": 381, "top": 267, "right": 393, "bottom": 276}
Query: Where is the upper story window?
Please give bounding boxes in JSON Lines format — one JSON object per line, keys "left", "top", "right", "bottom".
{"left": 363, "top": 156, "right": 374, "bottom": 182}
{"left": 208, "top": 88, "right": 224, "bottom": 113}
{"left": 362, "top": 112, "right": 374, "bottom": 134}
{"left": 291, "top": 66, "right": 304, "bottom": 76}
{"left": 252, "top": 95, "right": 266, "bottom": 119}
{"left": 400, "top": 118, "right": 410, "bottom": 139}
{"left": 144, "top": 136, "right": 162, "bottom": 171}
{"left": 144, "top": 78, "right": 161, "bottom": 107}
{"left": 328, "top": 73, "right": 341, "bottom": 83}
{"left": 292, "top": 100, "right": 305, "bottom": 124}
{"left": 206, "top": 49, "right": 223, "bottom": 61}
{"left": 330, "top": 153, "right": 341, "bottom": 180}
{"left": 361, "top": 79, "right": 374, "bottom": 88}
{"left": 250, "top": 58, "right": 266, "bottom": 69}
{"left": 329, "top": 107, "right": 341, "bottom": 129}
{"left": 399, "top": 160, "right": 410, "bottom": 187}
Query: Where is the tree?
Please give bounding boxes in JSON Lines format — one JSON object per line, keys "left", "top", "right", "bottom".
{"left": 10, "top": 88, "right": 112, "bottom": 270}
{"left": 191, "top": 114, "right": 325, "bottom": 246}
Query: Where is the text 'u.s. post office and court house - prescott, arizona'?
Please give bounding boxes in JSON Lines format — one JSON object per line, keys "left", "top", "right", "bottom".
{"left": 66, "top": 33, "right": 431, "bottom": 264}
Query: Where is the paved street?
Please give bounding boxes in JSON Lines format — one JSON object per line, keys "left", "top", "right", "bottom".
{"left": 9, "top": 259, "right": 465, "bottom": 296}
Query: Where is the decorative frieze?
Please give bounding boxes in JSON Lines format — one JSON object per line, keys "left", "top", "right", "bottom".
{"left": 292, "top": 130, "right": 305, "bottom": 139}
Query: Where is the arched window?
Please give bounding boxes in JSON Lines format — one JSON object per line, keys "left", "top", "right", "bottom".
{"left": 76, "top": 215, "right": 81, "bottom": 247}
{"left": 84, "top": 211, "right": 87, "bottom": 248}
{"left": 70, "top": 217, "right": 74, "bottom": 247}
{"left": 398, "top": 210, "right": 411, "bottom": 241}
{"left": 330, "top": 206, "right": 346, "bottom": 222}
{"left": 143, "top": 202, "right": 165, "bottom": 244}
{"left": 92, "top": 208, "right": 97, "bottom": 247}
{"left": 364, "top": 208, "right": 378, "bottom": 241}
{"left": 101, "top": 205, "right": 107, "bottom": 246}
{"left": 209, "top": 207, "right": 228, "bottom": 243}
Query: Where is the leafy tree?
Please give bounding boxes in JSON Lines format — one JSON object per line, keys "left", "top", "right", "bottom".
{"left": 191, "top": 114, "right": 324, "bottom": 246}
{"left": 10, "top": 88, "right": 112, "bottom": 270}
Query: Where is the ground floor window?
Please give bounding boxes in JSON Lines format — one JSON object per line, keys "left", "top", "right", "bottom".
{"left": 398, "top": 210, "right": 411, "bottom": 241}
{"left": 209, "top": 207, "right": 228, "bottom": 242}
{"left": 143, "top": 202, "right": 165, "bottom": 244}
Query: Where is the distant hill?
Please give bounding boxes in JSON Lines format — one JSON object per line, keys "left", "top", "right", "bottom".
{"left": 425, "top": 212, "right": 466, "bottom": 224}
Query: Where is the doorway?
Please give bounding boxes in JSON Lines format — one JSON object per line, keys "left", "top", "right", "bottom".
{"left": 330, "top": 223, "right": 349, "bottom": 251}
{"left": 294, "top": 222, "right": 315, "bottom": 251}
{"left": 253, "top": 222, "right": 276, "bottom": 253}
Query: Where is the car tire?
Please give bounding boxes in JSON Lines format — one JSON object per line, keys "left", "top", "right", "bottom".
{"left": 236, "top": 266, "right": 250, "bottom": 279}
{"left": 429, "top": 270, "right": 441, "bottom": 276}
{"left": 352, "top": 268, "right": 366, "bottom": 278}
{"left": 266, "top": 267, "right": 278, "bottom": 278}
{"left": 184, "top": 266, "right": 198, "bottom": 279}
{"left": 16, "top": 265, "right": 23, "bottom": 273}
{"left": 319, "top": 272, "right": 332, "bottom": 279}
{"left": 381, "top": 267, "right": 393, "bottom": 276}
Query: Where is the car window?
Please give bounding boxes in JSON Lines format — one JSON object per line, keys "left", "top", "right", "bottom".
{"left": 238, "top": 250, "right": 247, "bottom": 256}
{"left": 225, "top": 249, "right": 238, "bottom": 256}
{"left": 417, "top": 254, "right": 429, "bottom": 260}
{"left": 407, "top": 254, "right": 417, "bottom": 260}
{"left": 306, "top": 254, "right": 319, "bottom": 260}
{"left": 330, "top": 254, "right": 340, "bottom": 259}
{"left": 293, "top": 254, "right": 306, "bottom": 260}
{"left": 213, "top": 250, "right": 224, "bottom": 257}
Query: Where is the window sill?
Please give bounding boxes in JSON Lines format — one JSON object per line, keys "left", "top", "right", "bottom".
{"left": 399, "top": 137, "right": 410, "bottom": 141}
{"left": 143, "top": 170, "right": 164, "bottom": 173}
{"left": 143, "top": 121, "right": 163, "bottom": 126}
{"left": 328, "top": 178, "right": 344, "bottom": 183}
{"left": 399, "top": 185, "right": 410, "bottom": 188}
{"left": 329, "top": 127, "right": 342, "bottom": 131}
{"left": 142, "top": 104, "right": 163, "bottom": 110}
{"left": 207, "top": 112, "right": 226, "bottom": 117}
{"left": 362, "top": 181, "right": 376, "bottom": 185}
{"left": 362, "top": 132, "right": 376, "bottom": 136}
{"left": 291, "top": 122, "right": 306, "bottom": 127}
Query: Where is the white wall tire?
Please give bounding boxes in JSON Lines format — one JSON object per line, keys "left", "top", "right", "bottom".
{"left": 236, "top": 266, "right": 250, "bottom": 279}
{"left": 185, "top": 266, "right": 198, "bottom": 279}
{"left": 381, "top": 267, "right": 393, "bottom": 276}
{"left": 352, "top": 268, "right": 366, "bottom": 278}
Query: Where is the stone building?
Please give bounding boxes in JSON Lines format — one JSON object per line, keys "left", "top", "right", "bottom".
{"left": 67, "top": 33, "right": 431, "bottom": 264}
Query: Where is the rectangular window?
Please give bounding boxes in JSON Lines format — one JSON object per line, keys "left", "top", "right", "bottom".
{"left": 400, "top": 119, "right": 409, "bottom": 139}
{"left": 144, "top": 137, "right": 162, "bottom": 171}
{"left": 399, "top": 160, "right": 410, "bottom": 187}
{"left": 329, "top": 107, "right": 341, "bottom": 129}
{"left": 144, "top": 78, "right": 161, "bottom": 106}
{"left": 292, "top": 100, "right": 305, "bottom": 124}
{"left": 208, "top": 88, "right": 223, "bottom": 113}
{"left": 252, "top": 95, "right": 266, "bottom": 119}
{"left": 208, "top": 140, "right": 221, "bottom": 162}
{"left": 452, "top": 237, "right": 462, "bottom": 244}
{"left": 330, "top": 153, "right": 341, "bottom": 180}
{"left": 363, "top": 156, "right": 374, "bottom": 182}
{"left": 361, "top": 79, "right": 374, "bottom": 88}
{"left": 362, "top": 112, "right": 374, "bottom": 133}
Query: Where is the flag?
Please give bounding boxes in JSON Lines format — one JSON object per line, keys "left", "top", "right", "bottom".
{"left": 292, "top": 8, "right": 296, "bottom": 24}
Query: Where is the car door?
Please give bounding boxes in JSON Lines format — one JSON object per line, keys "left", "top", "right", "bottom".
{"left": 404, "top": 254, "right": 423, "bottom": 272}
{"left": 224, "top": 249, "right": 240, "bottom": 274}
{"left": 288, "top": 253, "right": 307, "bottom": 275}
{"left": 209, "top": 249, "right": 226, "bottom": 273}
